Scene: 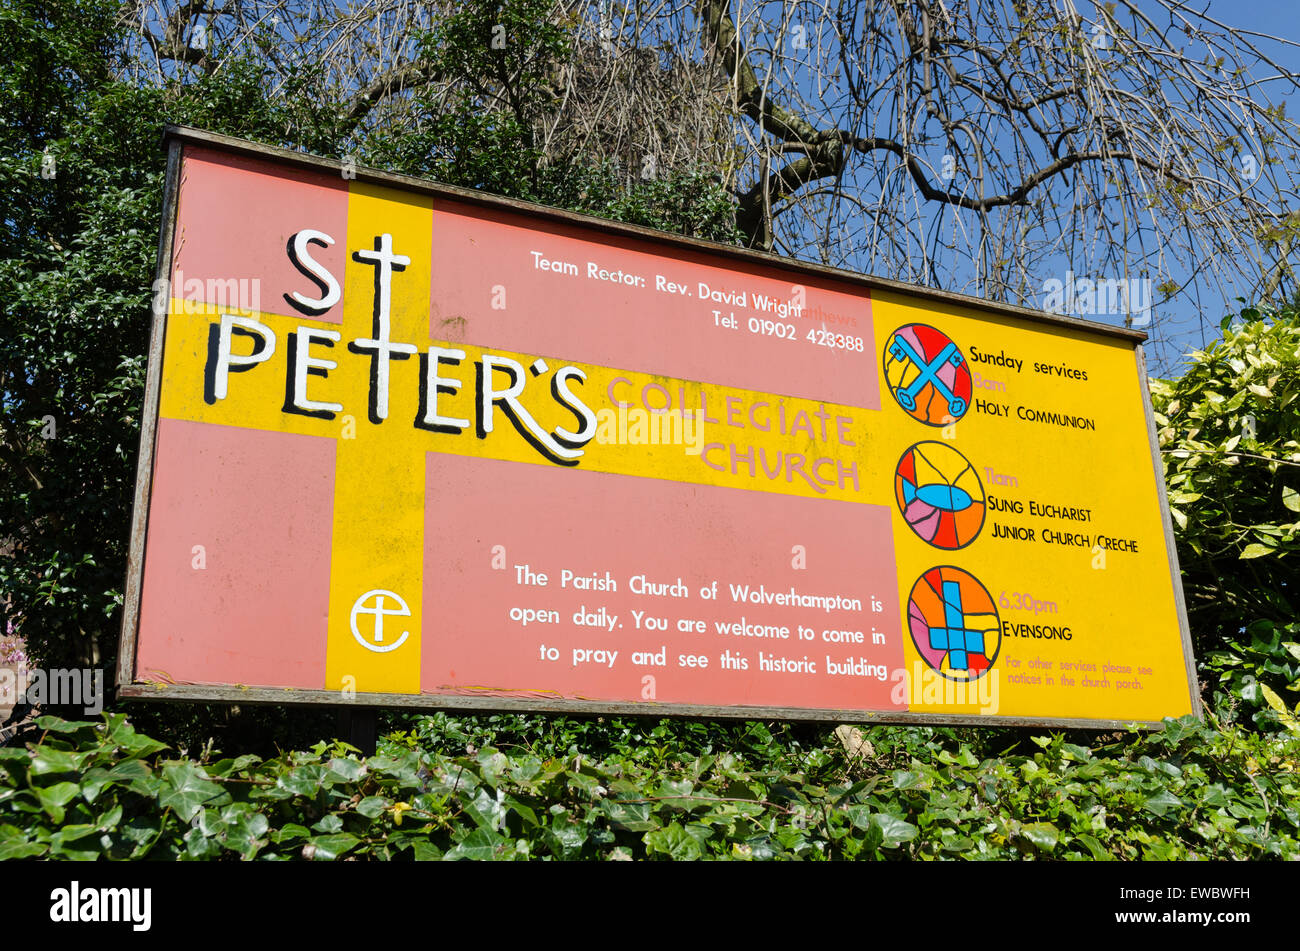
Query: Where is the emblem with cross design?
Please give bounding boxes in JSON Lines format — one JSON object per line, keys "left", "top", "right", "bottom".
{"left": 349, "top": 589, "right": 411, "bottom": 653}
{"left": 887, "top": 334, "right": 967, "bottom": 417}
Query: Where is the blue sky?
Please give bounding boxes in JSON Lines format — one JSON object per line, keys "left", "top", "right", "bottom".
{"left": 1147, "top": 0, "right": 1300, "bottom": 371}
{"left": 783, "top": 0, "right": 1300, "bottom": 376}
{"left": 723, "top": 0, "right": 1300, "bottom": 375}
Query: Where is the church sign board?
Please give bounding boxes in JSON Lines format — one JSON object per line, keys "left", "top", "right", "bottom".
{"left": 117, "top": 127, "right": 1200, "bottom": 728}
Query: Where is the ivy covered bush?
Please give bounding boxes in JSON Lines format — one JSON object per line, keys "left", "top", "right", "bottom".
{"left": 2, "top": 710, "right": 1297, "bottom": 860}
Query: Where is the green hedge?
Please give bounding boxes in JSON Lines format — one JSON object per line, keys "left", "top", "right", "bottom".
{"left": 2, "top": 712, "right": 1296, "bottom": 860}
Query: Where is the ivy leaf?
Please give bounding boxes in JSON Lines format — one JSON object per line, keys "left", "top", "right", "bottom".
{"left": 843, "top": 804, "right": 873, "bottom": 831}
{"left": 411, "top": 839, "right": 442, "bottom": 861}
{"left": 106, "top": 758, "right": 156, "bottom": 796}
{"left": 49, "top": 824, "right": 102, "bottom": 860}
{"left": 465, "top": 787, "right": 507, "bottom": 832}
{"left": 645, "top": 821, "right": 703, "bottom": 860}
{"left": 871, "top": 813, "right": 918, "bottom": 848}
{"left": 0, "top": 835, "right": 48, "bottom": 860}
{"left": 544, "top": 818, "right": 588, "bottom": 859}
{"left": 1160, "top": 716, "right": 1200, "bottom": 745}
{"left": 158, "top": 763, "right": 227, "bottom": 822}
{"left": 208, "top": 754, "right": 260, "bottom": 778}
{"left": 35, "top": 782, "right": 79, "bottom": 822}
{"left": 1075, "top": 833, "right": 1111, "bottom": 860}
{"left": 307, "top": 833, "right": 360, "bottom": 861}
{"left": 1261, "top": 683, "right": 1288, "bottom": 714}
{"left": 859, "top": 817, "right": 885, "bottom": 852}
{"left": 1020, "top": 822, "right": 1059, "bottom": 853}
{"left": 311, "top": 814, "right": 344, "bottom": 834}
{"left": 445, "top": 827, "right": 508, "bottom": 861}
{"left": 325, "top": 757, "right": 366, "bottom": 784}
{"left": 891, "top": 769, "right": 922, "bottom": 790}
{"left": 184, "top": 826, "right": 222, "bottom": 860}
{"left": 273, "top": 824, "right": 311, "bottom": 843}
{"left": 278, "top": 764, "right": 328, "bottom": 797}
{"left": 222, "top": 810, "right": 270, "bottom": 859}
{"left": 1143, "top": 790, "right": 1184, "bottom": 816}
{"left": 29, "top": 748, "right": 83, "bottom": 776}
{"left": 509, "top": 756, "right": 543, "bottom": 784}
{"left": 605, "top": 798, "right": 655, "bottom": 832}
{"left": 34, "top": 716, "right": 99, "bottom": 734}
{"left": 101, "top": 717, "right": 168, "bottom": 757}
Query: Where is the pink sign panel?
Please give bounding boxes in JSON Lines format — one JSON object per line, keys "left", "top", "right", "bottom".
{"left": 423, "top": 454, "right": 905, "bottom": 711}
{"left": 429, "top": 202, "right": 877, "bottom": 408}
{"left": 171, "top": 146, "right": 348, "bottom": 324}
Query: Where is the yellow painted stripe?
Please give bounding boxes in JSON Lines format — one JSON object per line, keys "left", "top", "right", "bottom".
{"left": 156, "top": 310, "right": 890, "bottom": 510}
{"left": 322, "top": 183, "right": 434, "bottom": 693}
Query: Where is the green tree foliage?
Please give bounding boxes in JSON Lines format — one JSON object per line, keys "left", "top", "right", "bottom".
{"left": 0, "top": 0, "right": 735, "bottom": 675}
{"left": 2, "top": 0, "right": 158, "bottom": 669}
{"left": 1151, "top": 300, "right": 1300, "bottom": 728}
{"left": 360, "top": 0, "right": 737, "bottom": 239}
{"left": 1, "top": 0, "right": 353, "bottom": 670}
